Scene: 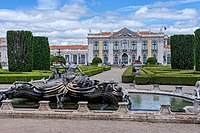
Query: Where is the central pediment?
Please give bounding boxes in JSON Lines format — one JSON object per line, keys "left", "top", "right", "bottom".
{"left": 110, "top": 28, "right": 139, "bottom": 38}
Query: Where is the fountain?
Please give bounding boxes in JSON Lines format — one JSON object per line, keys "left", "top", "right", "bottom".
{"left": 0, "top": 63, "right": 130, "bottom": 108}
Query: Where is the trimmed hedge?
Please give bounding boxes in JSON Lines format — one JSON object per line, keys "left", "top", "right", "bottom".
{"left": 135, "top": 75, "right": 200, "bottom": 85}
{"left": 121, "top": 67, "right": 135, "bottom": 83}
{"left": 195, "top": 29, "right": 200, "bottom": 71}
{"left": 0, "top": 66, "right": 110, "bottom": 83}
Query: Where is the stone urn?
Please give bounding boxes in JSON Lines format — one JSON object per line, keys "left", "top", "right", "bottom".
{"left": 133, "top": 60, "right": 142, "bottom": 75}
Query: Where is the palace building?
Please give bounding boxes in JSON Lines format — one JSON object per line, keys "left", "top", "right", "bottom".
{"left": 50, "top": 45, "right": 88, "bottom": 65}
{"left": 87, "top": 28, "right": 168, "bottom": 65}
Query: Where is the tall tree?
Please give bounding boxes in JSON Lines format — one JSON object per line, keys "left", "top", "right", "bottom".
{"left": 171, "top": 35, "right": 194, "bottom": 69}
{"left": 32, "top": 36, "right": 50, "bottom": 70}
{"left": 195, "top": 29, "right": 200, "bottom": 71}
{"left": 7, "top": 30, "right": 33, "bottom": 72}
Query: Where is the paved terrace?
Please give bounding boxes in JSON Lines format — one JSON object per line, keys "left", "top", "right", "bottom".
{"left": 0, "top": 67, "right": 199, "bottom": 133}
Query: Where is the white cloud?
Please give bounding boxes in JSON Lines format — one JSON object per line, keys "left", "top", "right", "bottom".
{"left": 38, "top": 0, "right": 60, "bottom": 9}
{"left": 0, "top": 1, "right": 199, "bottom": 44}
{"left": 133, "top": 7, "right": 197, "bottom": 20}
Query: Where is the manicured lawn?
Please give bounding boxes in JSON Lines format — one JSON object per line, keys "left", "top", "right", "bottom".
{"left": 135, "top": 65, "right": 200, "bottom": 85}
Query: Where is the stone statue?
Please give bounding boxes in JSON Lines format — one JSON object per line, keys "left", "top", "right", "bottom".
{"left": 0, "top": 63, "right": 131, "bottom": 108}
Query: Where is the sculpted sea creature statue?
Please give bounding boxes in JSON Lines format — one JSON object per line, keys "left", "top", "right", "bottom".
{"left": 0, "top": 63, "right": 131, "bottom": 108}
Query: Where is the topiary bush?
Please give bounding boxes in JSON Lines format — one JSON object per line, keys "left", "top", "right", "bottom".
{"left": 50, "top": 55, "right": 66, "bottom": 65}
{"left": 92, "top": 57, "right": 102, "bottom": 65}
{"left": 0, "top": 63, "right": 2, "bottom": 69}
{"left": 146, "top": 57, "right": 157, "bottom": 65}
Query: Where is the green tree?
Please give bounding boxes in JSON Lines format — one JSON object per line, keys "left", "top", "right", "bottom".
{"left": 50, "top": 55, "right": 66, "bottom": 65}
{"left": 195, "top": 29, "right": 200, "bottom": 71}
{"left": 92, "top": 57, "right": 102, "bottom": 65}
{"left": 171, "top": 35, "right": 194, "bottom": 69}
{"left": 7, "top": 30, "right": 33, "bottom": 72}
{"left": 146, "top": 57, "right": 157, "bottom": 64}
{"left": 33, "top": 36, "right": 50, "bottom": 70}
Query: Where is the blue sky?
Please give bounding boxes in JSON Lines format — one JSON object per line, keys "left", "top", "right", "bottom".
{"left": 0, "top": 0, "right": 199, "bottom": 44}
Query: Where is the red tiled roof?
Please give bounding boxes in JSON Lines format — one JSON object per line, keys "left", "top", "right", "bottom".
{"left": 138, "top": 31, "right": 159, "bottom": 35}
{"left": 50, "top": 45, "right": 88, "bottom": 50}
{"left": 0, "top": 38, "right": 6, "bottom": 43}
{"left": 89, "top": 31, "right": 160, "bottom": 37}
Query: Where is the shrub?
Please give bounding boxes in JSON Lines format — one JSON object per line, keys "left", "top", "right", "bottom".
{"left": 92, "top": 57, "right": 102, "bottom": 65}
{"left": 33, "top": 36, "right": 50, "bottom": 70}
{"left": 146, "top": 57, "right": 157, "bottom": 65}
{"left": 195, "top": 29, "right": 200, "bottom": 71}
{"left": 7, "top": 30, "right": 33, "bottom": 72}
{"left": 122, "top": 67, "right": 135, "bottom": 83}
{"left": 171, "top": 35, "right": 194, "bottom": 69}
{"left": 0, "top": 63, "right": 2, "bottom": 69}
{"left": 50, "top": 56, "right": 66, "bottom": 65}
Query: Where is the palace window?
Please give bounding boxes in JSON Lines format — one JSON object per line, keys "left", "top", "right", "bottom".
{"left": 152, "top": 40, "right": 158, "bottom": 50}
{"left": 94, "top": 42, "right": 99, "bottom": 51}
{"left": 113, "top": 42, "right": 119, "bottom": 50}
{"left": 103, "top": 55, "right": 108, "bottom": 64}
{"left": 142, "top": 41, "right": 148, "bottom": 50}
{"left": 103, "top": 41, "right": 108, "bottom": 51}
{"left": 131, "top": 41, "right": 137, "bottom": 50}
{"left": 121, "top": 40, "right": 129, "bottom": 50}
{"left": 132, "top": 54, "right": 136, "bottom": 62}
{"left": 114, "top": 55, "right": 118, "bottom": 64}
{"left": 143, "top": 54, "right": 147, "bottom": 64}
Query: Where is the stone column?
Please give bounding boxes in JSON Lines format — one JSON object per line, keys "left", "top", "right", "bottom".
{"left": 157, "top": 39, "right": 164, "bottom": 64}
{"left": 116, "top": 102, "right": 129, "bottom": 113}
{"left": 109, "top": 41, "right": 114, "bottom": 65}
{"left": 38, "top": 101, "right": 51, "bottom": 111}
{"left": 0, "top": 100, "right": 14, "bottom": 111}
{"left": 174, "top": 86, "right": 184, "bottom": 95}
{"left": 159, "top": 103, "right": 172, "bottom": 114}
{"left": 136, "top": 40, "right": 142, "bottom": 60}
{"left": 76, "top": 101, "right": 90, "bottom": 113}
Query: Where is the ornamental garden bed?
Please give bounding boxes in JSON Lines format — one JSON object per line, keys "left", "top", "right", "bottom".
{"left": 0, "top": 65, "right": 111, "bottom": 84}
{"left": 122, "top": 65, "right": 200, "bottom": 85}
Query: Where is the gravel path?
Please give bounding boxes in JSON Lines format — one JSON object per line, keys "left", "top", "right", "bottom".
{"left": 0, "top": 119, "right": 199, "bottom": 133}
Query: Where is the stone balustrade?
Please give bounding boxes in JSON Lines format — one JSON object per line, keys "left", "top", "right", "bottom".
{"left": 0, "top": 100, "right": 200, "bottom": 124}
{"left": 38, "top": 101, "right": 52, "bottom": 111}
{"left": 174, "top": 86, "right": 184, "bottom": 95}
{"left": 0, "top": 100, "right": 14, "bottom": 111}
{"left": 152, "top": 84, "right": 160, "bottom": 91}
{"left": 116, "top": 102, "right": 129, "bottom": 113}
{"left": 75, "top": 101, "right": 90, "bottom": 113}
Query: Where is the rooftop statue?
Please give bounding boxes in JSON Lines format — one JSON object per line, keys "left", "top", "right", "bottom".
{"left": 0, "top": 63, "right": 131, "bottom": 108}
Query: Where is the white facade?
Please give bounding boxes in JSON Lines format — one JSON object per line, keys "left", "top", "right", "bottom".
{"left": 0, "top": 38, "right": 8, "bottom": 67}
{"left": 50, "top": 45, "right": 88, "bottom": 65}
{"left": 87, "top": 28, "right": 168, "bottom": 65}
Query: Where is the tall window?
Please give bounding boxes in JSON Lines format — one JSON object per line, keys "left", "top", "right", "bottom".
{"left": 94, "top": 42, "right": 99, "bottom": 51}
{"left": 142, "top": 41, "right": 148, "bottom": 50}
{"left": 121, "top": 40, "right": 129, "bottom": 50}
{"left": 114, "top": 55, "right": 118, "bottom": 64}
{"left": 103, "top": 55, "right": 108, "bottom": 64}
{"left": 152, "top": 40, "right": 158, "bottom": 50}
{"left": 103, "top": 41, "right": 108, "bottom": 51}
{"left": 131, "top": 41, "right": 137, "bottom": 50}
{"left": 143, "top": 54, "right": 147, "bottom": 64}
{"left": 132, "top": 54, "right": 136, "bottom": 62}
{"left": 113, "top": 42, "right": 119, "bottom": 50}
